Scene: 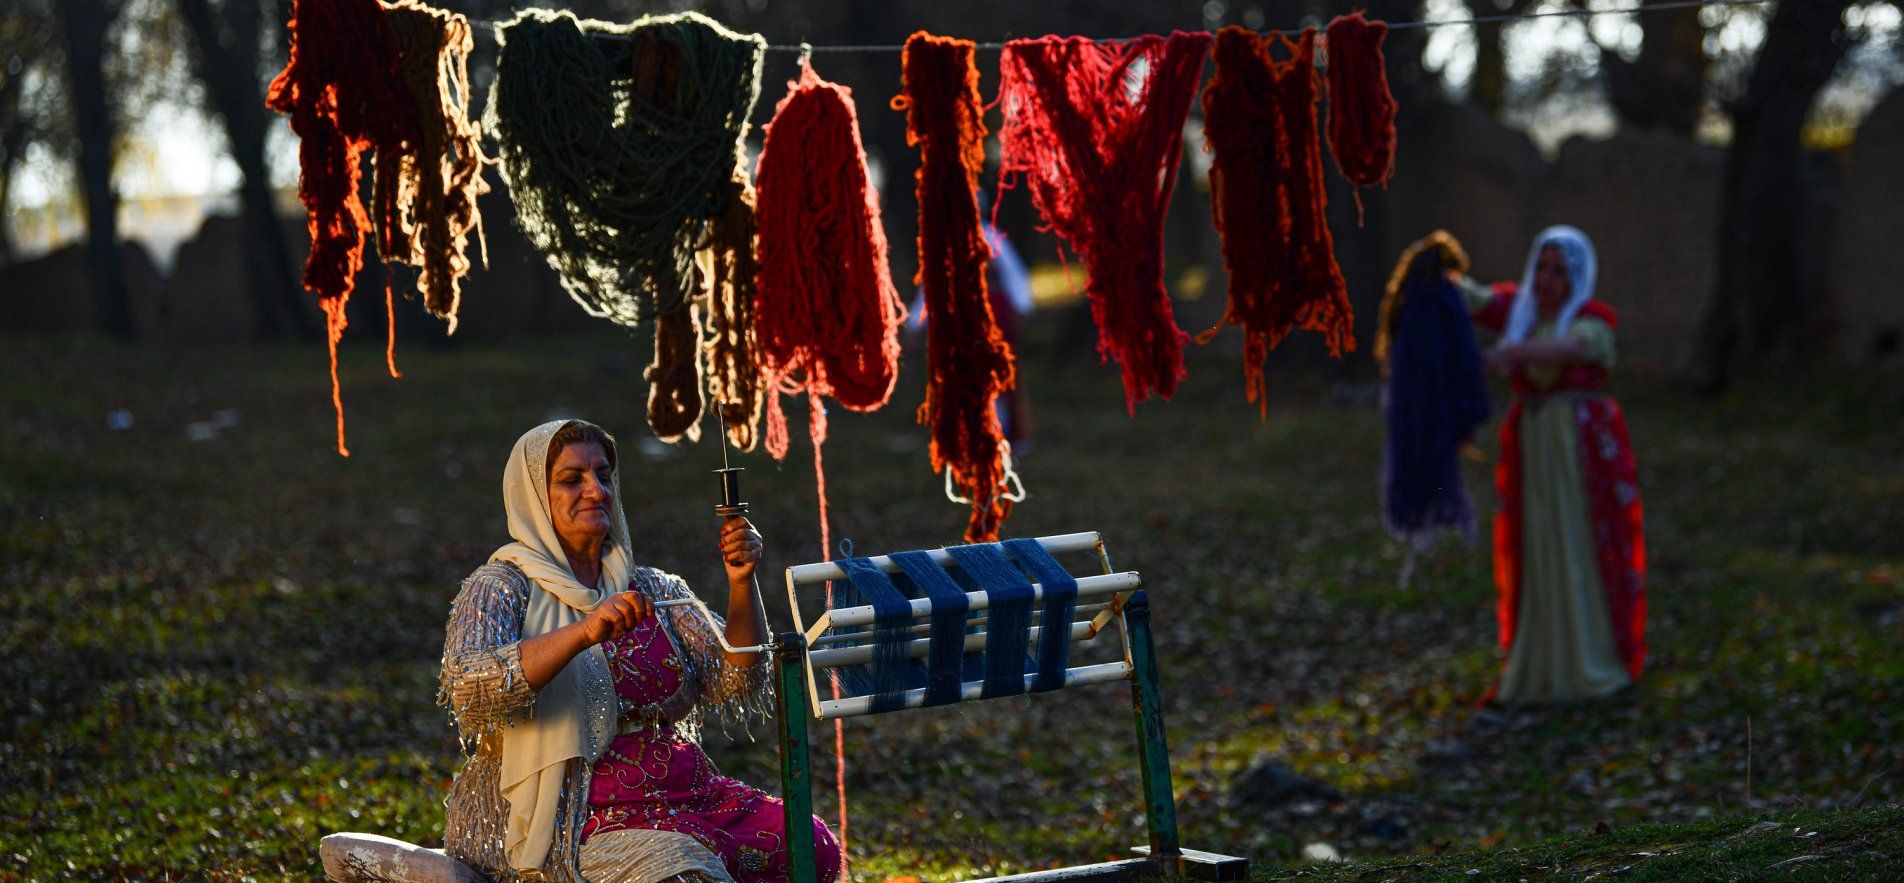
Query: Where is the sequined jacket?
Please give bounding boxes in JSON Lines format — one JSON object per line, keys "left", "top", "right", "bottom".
{"left": 438, "top": 561, "right": 773, "bottom": 883}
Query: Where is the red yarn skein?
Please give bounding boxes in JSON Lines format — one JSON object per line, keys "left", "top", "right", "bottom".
{"left": 1324, "top": 12, "right": 1398, "bottom": 193}
{"left": 1199, "top": 27, "right": 1354, "bottom": 416}
{"left": 266, "top": 0, "right": 417, "bottom": 456}
{"left": 754, "top": 62, "right": 905, "bottom": 550}
{"left": 995, "top": 32, "right": 1211, "bottom": 413}
{"left": 895, "top": 32, "right": 1016, "bottom": 543}
{"left": 1271, "top": 30, "right": 1353, "bottom": 362}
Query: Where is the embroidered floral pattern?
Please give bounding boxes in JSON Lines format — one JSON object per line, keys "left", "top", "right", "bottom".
{"left": 578, "top": 569, "right": 841, "bottom": 883}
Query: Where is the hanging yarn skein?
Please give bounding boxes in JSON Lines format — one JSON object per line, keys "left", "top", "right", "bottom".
{"left": 647, "top": 297, "right": 708, "bottom": 443}
{"left": 896, "top": 32, "right": 1017, "bottom": 543}
{"left": 1376, "top": 231, "right": 1491, "bottom": 545}
{"left": 265, "top": 0, "right": 418, "bottom": 456}
{"left": 1324, "top": 12, "right": 1399, "bottom": 205}
{"left": 487, "top": 9, "right": 763, "bottom": 325}
{"left": 487, "top": 9, "right": 763, "bottom": 441}
{"left": 1266, "top": 30, "right": 1353, "bottom": 359}
{"left": 995, "top": 31, "right": 1211, "bottom": 413}
{"left": 755, "top": 61, "right": 906, "bottom": 547}
{"left": 375, "top": 0, "right": 490, "bottom": 339}
{"left": 703, "top": 172, "right": 764, "bottom": 452}
{"left": 1198, "top": 27, "right": 1353, "bottom": 416}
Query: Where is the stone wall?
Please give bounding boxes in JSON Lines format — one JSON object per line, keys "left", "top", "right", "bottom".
{"left": 1826, "top": 87, "right": 1904, "bottom": 360}
{"left": 0, "top": 241, "right": 165, "bottom": 336}
{"left": 1543, "top": 129, "right": 1725, "bottom": 370}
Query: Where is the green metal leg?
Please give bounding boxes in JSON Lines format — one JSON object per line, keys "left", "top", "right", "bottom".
{"left": 777, "top": 634, "right": 819, "bottom": 883}
{"left": 1124, "top": 591, "right": 1182, "bottom": 864}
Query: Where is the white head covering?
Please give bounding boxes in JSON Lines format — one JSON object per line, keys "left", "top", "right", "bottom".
{"left": 489, "top": 419, "right": 633, "bottom": 871}
{"left": 1503, "top": 224, "right": 1597, "bottom": 344}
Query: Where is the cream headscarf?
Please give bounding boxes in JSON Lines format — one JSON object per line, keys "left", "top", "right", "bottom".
{"left": 489, "top": 419, "right": 633, "bottom": 871}
{"left": 1503, "top": 224, "right": 1598, "bottom": 345}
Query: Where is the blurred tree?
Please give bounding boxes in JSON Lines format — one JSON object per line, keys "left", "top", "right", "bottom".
{"left": 0, "top": 6, "right": 63, "bottom": 265}
{"left": 1598, "top": 0, "right": 1708, "bottom": 136}
{"left": 1694, "top": 0, "right": 1857, "bottom": 392}
{"left": 56, "top": 0, "right": 133, "bottom": 337}
{"left": 0, "top": 67, "right": 15, "bottom": 264}
{"left": 176, "top": 0, "right": 311, "bottom": 339}
{"left": 1467, "top": 0, "right": 1540, "bottom": 117}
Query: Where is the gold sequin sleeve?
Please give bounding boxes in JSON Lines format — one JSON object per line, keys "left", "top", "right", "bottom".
{"left": 639, "top": 568, "right": 775, "bottom": 737}
{"left": 438, "top": 561, "right": 537, "bottom": 746}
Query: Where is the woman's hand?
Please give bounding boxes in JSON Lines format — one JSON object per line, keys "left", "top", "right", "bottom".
{"left": 720, "top": 517, "right": 764, "bottom": 588}
{"left": 581, "top": 592, "right": 654, "bottom": 645}
{"left": 1484, "top": 345, "right": 1519, "bottom": 376}
{"left": 718, "top": 516, "right": 768, "bottom": 667}
{"left": 1489, "top": 337, "right": 1586, "bottom": 374}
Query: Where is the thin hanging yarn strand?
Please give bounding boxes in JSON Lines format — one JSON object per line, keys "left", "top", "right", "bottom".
{"left": 895, "top": 32, "right": 1016, "bottom": 542}
{"left": 1197, "top": 27, "right": 1353, "bottom": 414}
{"left": 375, "top": 0, "right": 491, "bottom": 337}
{"left": 703, "top": 171, "right": 764, "bottom": 452}
{"left": 1324, "top": 11, "right": 1398, "bottom": 221}
{"left": 265, "top": 0, "right": 418, "bottom": 457}
{"left": 487, "top": 9, "right": 764, "bottom": 327}
{"left": 995, "top": 32, "right": 1211, "bottom": 413}
{"left": 754, "top": 64, "right": 904, "bottom": 876}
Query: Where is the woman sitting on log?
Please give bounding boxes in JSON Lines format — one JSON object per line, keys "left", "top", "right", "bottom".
{"left": 439, "top": 419, "right": 840, "bottom": 883}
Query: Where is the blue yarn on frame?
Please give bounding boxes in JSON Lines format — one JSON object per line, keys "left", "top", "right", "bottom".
{"left": 945, "top": 543, "right": 1036, "bottom": 698}
{"left": 834, "top": 557, "right": 920, "bottom": 714}
{"left": 1383, "top": 262, "right": 1492, "bottom": 544}
{"left": 1001, "top": 538, "right": 1080, "bottom": 693}
{"left": 891, "top": 550, "right": 975, "bottom": 706}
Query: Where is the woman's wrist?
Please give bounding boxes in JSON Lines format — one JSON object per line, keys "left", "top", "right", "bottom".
{"left": 570, "top": 616, "right": 603, "bottom": 649}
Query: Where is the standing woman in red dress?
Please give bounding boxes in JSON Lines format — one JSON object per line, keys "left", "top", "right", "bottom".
{"left": 1460, "top": 226, "right": 1647, "bottom": 704}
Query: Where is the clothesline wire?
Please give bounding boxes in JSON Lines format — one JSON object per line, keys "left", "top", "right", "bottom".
{"left": 471, "top": 0, "right": 1772, "bottom": 51}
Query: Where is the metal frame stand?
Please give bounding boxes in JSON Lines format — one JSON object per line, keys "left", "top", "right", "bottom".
{"left": 775, "top": 595, "right": 1246, "bottom": 883}
{"left": 777, "top": 633, "right": 820, "bottom": 883}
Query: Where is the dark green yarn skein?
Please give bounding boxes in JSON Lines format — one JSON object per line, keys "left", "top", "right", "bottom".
{"left": 487, "top": 9, "right": 764, "bottom": 326}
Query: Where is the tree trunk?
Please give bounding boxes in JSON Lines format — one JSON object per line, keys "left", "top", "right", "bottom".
{"left": 1692, "top": 0, "right": 1853, "bottom": 393}
{"left": 57, "top": 0, "right": 134, "bottom": 338}
{"left": 1603, "top": 0, "right": 1707, "bottom": 136}
{"left": 1466, "top": 0, "right": 1539, "bottom": 119}
{"left": 1472, "top": 16, "right": 1508, "bottom": 116}
{"left": 177, "top": 0, "right": 312, "bottom": 340}
{"left": 0, "top": 67, "right": 24, "bottom": 266}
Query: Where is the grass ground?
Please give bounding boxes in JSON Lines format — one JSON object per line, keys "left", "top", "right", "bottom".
{"left": 1, "top": 323, "right": 1900, "bottom": 881}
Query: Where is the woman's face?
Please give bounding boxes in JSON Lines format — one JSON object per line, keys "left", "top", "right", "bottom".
{"left": 548, "top": 441, "right": 614, "bottom": 554}
{"left": 1533, "top": 244, "right": 1571, "bottom": 316}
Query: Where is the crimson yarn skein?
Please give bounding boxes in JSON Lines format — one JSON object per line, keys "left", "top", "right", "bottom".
{"left": 895, "top": 32, "right": 1016, "bottom": 543}
{"left": 1270, "top": 30, "right": 1353, "bottom": 361}
{"left": 1324, "top": 12, "right": 1399, "bottom": 194}
{"left": 995, "top": 31, "right": 1211, "bottom": 413}
{"left": 754, "top": 61, "right": 906, "bottom": 549}
{"left": 1199, "top": 27, "right": 1354, "bottom": 416}
{"left": 266, "top": 0, "right": 418, "bottom": 456}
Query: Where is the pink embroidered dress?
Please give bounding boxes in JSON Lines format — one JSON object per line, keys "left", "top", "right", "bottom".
{"left": 582, "top": 588, "right": 842, "bottom": 881}
{"left": 440, "top": 562, "right": 840, "bottom": 883}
